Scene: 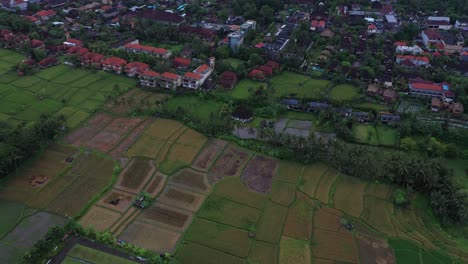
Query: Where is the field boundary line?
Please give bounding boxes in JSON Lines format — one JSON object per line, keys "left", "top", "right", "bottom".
{"left": 106, "top": 117, "right": 148, "bottom": 154}
{"left": 206, "top": 192, "right": 265, "bottom": 212}
{"left": 327, "top": 175, "right": 341, "bottom": 207}
{"left": 311, "top": 166, "right": 330, "bottom": 198}
{"left": 204, "top": 141, "right": 230, "bottom": 172}
{"left": 183, "top": 240, "right": 248, "bottom": 261}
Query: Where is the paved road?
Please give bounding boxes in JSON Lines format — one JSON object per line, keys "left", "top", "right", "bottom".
{"left": 50, "top": 236, "right": 147, "bottom": 264}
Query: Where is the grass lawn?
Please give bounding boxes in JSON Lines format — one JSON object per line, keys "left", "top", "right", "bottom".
{"left": 352, "top": 125, "right": 379, "bottom": 145}
{"left": 329, "top": 84, "right": 361, "bottom": 102}
{"left": 67, "top": 244, "right": 136, "bottom": 264}
{"left": 270, "top": 71, "right": 330, "bottom": 99}
{"left": 446, "top": 160, "right": 468, "bottom": 190}
{"left": 0, "top": 200, "right": 26, "bottom": 237}
{"left": 353, "top": 102, "right": 390, "bottom": 112}
{"left": 222, "top": 58, "right": 245, "bottom": 69}
{"left": 229, "top": 79, "right": 262, "bottom": 100}
{"left": 376, "top": 126, "right": 399, "bottom": 146}
{"left": 165, "top": 96, "right": 222, "bottom": 121}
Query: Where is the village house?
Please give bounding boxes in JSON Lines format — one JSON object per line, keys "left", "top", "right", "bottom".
{"left": 352, "top": 111, "right": 373, "bottom": 122}
{"left": 310, "top": 19, "right": 326, "bottom": 32}
{"left": 396, "top": 55, "right": 430, "bottom": 67}
{"left": 421, "top": 30, "right": 444, "bottom": 50}
{"left": 30, "top": 39, "right": 45, "bottom": 50}
{"left": 35, "top": 10, "right": 56, "bottom": 21}
{"left": 367, "top": 84, "right": 382, "bottom": 97}
{"left": 66, "top": 46, "right": 89, "bottom": 56}
{"left": 383, "top": 88, "right": 397, "bottom": 102}
{"left": 307, "top": 102, "right": 330, "bottom": 112}
{"left": 38, "top": 57, "right": 59, "bottom": 69}
{"left": 427, "top": 16, "right": 452, "bottom": 30}
{"left": 182, "top": 62, "right": 214, "bottom": 90}
{"left": 449, "top": 102, "right": 464, "bottom": 117}
{"left": 125, "top": 62, "right": 150, "bottom": 77}
{"left": 248, "top": 69, "right": 265, "bottom": 81}
{"left": 24, "top": 16, "right": 41, "bottom": 25}
{"left": 173, "top": 57, "right": 191, "bottom": 69}
{"left": 408, "top": 78, "right": 453, "bottom": 102}
{"left": 139, "top": 70, "right": 160, "bottom": 88}
{"left": 1, "top": 0, "right": 27, "bottom": 11}
{"left": 101, "top": 57, "right": 127, "bottom": 74}
{"left": 123, "top": 43, "right": 171, "bottom": 59}
{"left": 395, "top": 42, "right": 423, "bottom": 55}
{"left": 280, "top": 98, "right": 301, "bottom": 110}
{"left": 367, "top": 24, "right": 377, "bottom": 34}
{"left": 80, "top": 52, "right": 104, "bottom": 67}
{"left": 159, "top": 72, "right": 181, "bottom": 89}
{"left": 431, "top": 97, "right": 443, "bottom": 112}
{"left": 63, "top": 39, "right": 83, "bottom": 47}
{"left": 219, "top": 71, "right": 238, "bottom": 89}
{"left": 455, "top": 18, "right": 468, "bottom": 31}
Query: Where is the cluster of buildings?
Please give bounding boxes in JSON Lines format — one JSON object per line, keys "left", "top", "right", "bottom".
{"left": 248, "top": 61, "right": 280, "bottom": 81}
{"left": 226, "top": 20, "right": 256, "bottom": 53}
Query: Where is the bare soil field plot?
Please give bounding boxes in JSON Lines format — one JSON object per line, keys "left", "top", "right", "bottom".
{"left": 170, "top": 168, "right": 210, "bottom": 194}
{"left": 158, "top": 185, "right": 206, "bottom": 212}
{"left": 332, "top": 176, "right": 366, "bottom": 217}
{"left": 145, "top": 118, "right": 184, "bottom": 140}
{"left": 115, "top": 158, "right": 156, "bottom": 194}
{"left": 177, "top": 242, "right": 246, "bottom": 264}
{"left": 362, "top": 196, "right": 396, "bottom": 236}
{"left": 248, "top": 241, "right": 279, "bottom": 264}
{"left": 313, "top": 207, "right": 344, "bottom": 233}
{"left": 96, "top": 189, "right": 134, "bottom": 213}
{"left": 109, "top": 119, "right": 152, "bottom": 159}
{"left": 175, "top": 128, "right": 207, "bottom": 148}
{"left": 79, "top": 205, "right": 122, "bottom": 231}
{"left": 192, "top": 139, "right": 228, "bottom": 171}
{"left": 84, "top": 130, "right": 122, "bottom": 153}
{"left": 241, "top": 155, "right": 278, "bottom": 193}
{"left": 105, "top": 117, "right": 143, "bottom": 136}
{"left": 144, "top": 172, "right": 167, "bottom": 198}
{"left": 356, "top": 233, "right": 395, "bottom": 264}
{"left": 275, "top": 160, "right": 303, "bottom": 184}
{"left": 198, "top": 194, "right": 261, "bottom": 230}
{"left": 209, "top": 145, "right": 251, "bottom": 183}
{"left": 268, "top": 180, "right": 296, "bottom": 207}
{"left": 299, "top": 163, "right": 328, "bottom": 198}
{"left": 212, "top": 177, "right": 266, "bottom": 209}
{"left": 283, "top": 193, "right": 315, "bottom": 240}
{"left": 279, "top": 236, "right": 311, "bottom": 264}
{"left": 64, "top": 126, "right": 100, "bottom": 147}
{"left": 314, "top": 169, "right": 340, "bottom": 204}
{"left": 184, "top": 218, "right": 252, "bottom": 258}
{"left": 119, "top": 220, "right": 181, "bottom": 253}
{"left": 312, "top": 229, "right": 359, "bottom": 263}
{"left": 365, "top": 183, "right": 392, "bottom": 199}
{"left": 125, "top": 135, "right": 166, "bottom": 159}
{"left": 159, "top": 143, "right": 204, "bottom": 175}
{"left": 255, "top": 201, "right": 288, "bottom": 244}
{"left": 139, "top": 203, "right": 193, "bottom": 232}
{"left": 111, "top": 207, "right": 139, "bottom": 235}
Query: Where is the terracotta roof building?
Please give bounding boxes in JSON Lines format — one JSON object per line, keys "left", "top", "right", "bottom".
{"left": 219, "top": 71, "right": 238, "bottom": 89}
{"left": 102, "top": 57, "right": 127, "bottom": 74}
{"left": 139, "top": 70, "right": 160, "bottom": 88}
{"left": 159, "top": 72, "right": 181, "bottom": 89}
{"left": 125, "top": 61, "right": 150, "bottom": 77}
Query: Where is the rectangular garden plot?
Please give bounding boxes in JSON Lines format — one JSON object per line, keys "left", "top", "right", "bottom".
{"left": 213, "top": 177, "right": 266, "bottom": 209}
{"left": 83, "top": 130, "right": 122, "bottom": 153}
{"left": 283, "top": 193, "right": 314, "bottom": 240}
{"left": 159, "top": 143, "right": 204, "bottom": 175}
{"left": 115, "top": 158, "right": 156, "bottom": 194}
{"left": 356, "top": 234, "right": 395, "bottom": 264}
{"left": 361, "top": 196, "right": 396, "bottom": 237}
{"left": 255, "top": 201, "right": 288, "bottom": 244}
{"left": 312, "top": 229, "right": 359, "bottom": 263}
{"left": 96, "top": 189, "right": 134, "bottom": 213}
{"left": 198, "top": 194, "right": 261, "bottom": 230}
{"left": 313, "top": 207, "right": 344, "bottom": 233}
{"left": 365, "top": 183, "right": 392, "bottom": 200}
{"left": 192, "top": 139, "right": 228, "bottom": 171}
{"left": 314, "top": 169, "right": 340, "bottom": 204}
{"left": 275, "top": 160, "right": 303, "bottom": 184}
{"left": 138, "top": 203, "right": 193, "bottom": 232}
{"left": 184, "top": 218, "right": 252, "bottom": 258}
{"left": 144, "top": 172, "right": 167, "bottom": 198}
{"left": 170, "top": 169, "right": 210, "bottom": 194}
{"left": 279, "top": 236, "right": 311, "bottom": 264}
{"left": 268, "top": 180, "right": 296, "bottom": 207}
{"left": 119, "top": 221, "right": 181, "bottom": 253}
{"left": 157, "top": 185, "right": 206, "bottom": 212}
{"left": 178, "top": 242, "right": 246, "bottom": 264}
{"left": 332, "top": 176, "right": 366, "bottom": 218}
{"left": 109, "top": 119, "right": 152, "bottom": 159}
{"left": 299, "top": 163, "right": 328, "bottom": 198}
{"left": 241, "top": 155, "right": 278, "bottom": 193}
{"left": 248, "top": 241, "right": 279, "bottom": 264}
{"left": 209, "top": 145, "right": 252, "bottom": 183}
{"left": 79, "top": 205, "right": 122, "bottom": 232}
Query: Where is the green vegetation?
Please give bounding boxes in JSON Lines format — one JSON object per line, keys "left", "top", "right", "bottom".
{"left": 165, "top": 96, "right": 223, "bottom": 121}
{"left": 270, "top": 71, "right": 330, "bottom": 99}
{"left": 352, "top": 125, "right": 399, "bottom": 146}
{"left": 229, "top": 79, "right": 262, "bottom": 100}
{"left": 67, "top": 244, "right": 136, "bottom": 264}
{"left": 329, "top": 84, "right": 361, "bottom": 102}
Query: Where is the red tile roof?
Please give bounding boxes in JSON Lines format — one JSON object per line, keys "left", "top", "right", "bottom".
{"left": 255, "top": 42, "right": 265, "bottom": 48}
{"left": 318, "top": 20, "right": 326, "bottom": 27}
{"left": 25, "top": 16, "right": 39, "bottom": 22}
{"left": 31, "top": 39, "right": 44, "bottom": 48}
{"left": 311, "top": 20, "right": 319, "bottom": 27}
{"left": 64, "top": 39, "right": 83, "bottom": 46}
{"left": 126, "top": 61, "right": 150, "bottom": 71}
{"left": 184, "top": 72, "right": 202, "bottom": 80}
{"left": 394, "top": 41, "right": 407, "bottom": 46}
{"left": 161, "top": 72, "right": 179, "bottom": 80}
{"left": 173, "top": 57, "right": 191, "bottom": 67}
{"left": 102, "top": 57, "right": 127, "bottom": 66}
{"left": 35, "top": 10, "right": 56, "bottom": 17}
{"left": 194, "top": 64, "right": 210, "bottom": 74}
{"left": 141, "top": 70, "right": 160, "bottom": 77}
{"left": 423, "top": 30, "right": 442, "bottom": 40}
{"left": 368, "top": 24, "right": 377, "bottom": 30}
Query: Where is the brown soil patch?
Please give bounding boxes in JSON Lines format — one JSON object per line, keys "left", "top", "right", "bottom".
{"left": 29, "top": 175, "right": 48, "bottom": 187}
{"left": 104, "top": 89, "right": 139, "bottom": 115}
{"left": 313, "top": 207, "right": 344, "bottom": 233}
{"left": 158, "top": 185, "right": 206, "bottom": 212}
{"left": 144, "top": 172, "right": 167, "bottom": 198}
{"left": 108, "top": 119, "right": 152, "bottom": 159}
{"left": 139, "top": 203, "right": 193, "bottom": 232}
{"left": 111, "top": 207, "right": 139, "bottom": 235}
{"left": 96, "top": 189, "right": 134, "bottom": 213}
{"left": 104, "top": 117, "right": 143, "bottom": 136}
{"left": 356, "top": 233, "right": 395, "bottom": 264}
{"left": 84, "top": 130, "right": 122, "bottom": 153}
{"left": 283, "top": 193, "right": 315, "bottom": 240}
{"left": 241, "top": 155, "right": 278, "bottom": 193}
{"left": 312, "top": 229, "right": 359, "bottom": 263}
{"left": 64, "top": 126, "right": 99, "bottom": 146}
{"left": 192, "top": 139, "right": 228, "bottom": 171}
{"left": 79, "top": 206, "right": 122, "bottom": 232}
{"left": 86, "top": 112, "right": 114, "bottom": 130}
{"left": 170, "top": 168, "right": 210, "bottom": 194}
{"left": 115, "top": 158, "right": 156, "bottom": 194}
{"left": 119, "top": 221, "right": 181, "bottom": 253}
{"left": 208, "top": 145, "right": 251, "bottom": 183}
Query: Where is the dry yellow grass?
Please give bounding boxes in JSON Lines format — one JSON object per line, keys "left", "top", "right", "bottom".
{"left": 80, "top": 206, "right": 122, "bottom": 232}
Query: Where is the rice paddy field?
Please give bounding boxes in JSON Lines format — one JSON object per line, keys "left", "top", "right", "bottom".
{"left": 352, "top": 124, "right": 400, "bottom": 147}
{"left": 0, "top": 49, "right": 136, "bottom": 128}
{"left": 0, "top": 93, "right": 466, "bottom": 263}
{"left": 270, "top": 71, "right": 330, "bottom": 99}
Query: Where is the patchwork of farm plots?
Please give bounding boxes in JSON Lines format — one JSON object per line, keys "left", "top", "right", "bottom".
{"left": 0, "top": 49, "right": 136, "bottom": 127}
{"left": 0, "top": 113, "right": 466, "bottom": 263}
